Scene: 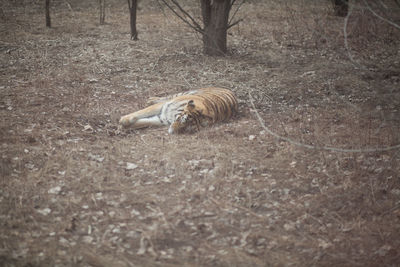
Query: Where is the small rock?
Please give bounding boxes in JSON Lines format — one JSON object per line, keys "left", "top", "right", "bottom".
{"left": 82, "top": 236, "right": 93, "bottom": 244}
{"left": 48, "top": 186, "right": 61, "bottom": 194}
{"left": 25, "top": 163, "right": 35, "bottom": 170}
{"left": 218, "top": 250, "right": 228, "bottom": 255}
{"left": 283, "top": 222, "right": 295, "bottom": 231}
{"left": 318, "top": 239, "right": 332, "bottom": 249}
{"left": 391, "top": 189, "right": 400, "bottom": 196}
{"left": 88, "top": 153, "right": 104, "bottom": 162}
{"left": 188, "top": 159, "right": 200, "bottom": 169}
{"left": 83, "top": 124, "right": 93, "bottom": 132}
{"left": 283, "top": 188, "right": 290, "bottom": 195}
{"left": 200, "top": 169, "right": 209, "bottom": 174}
{"left": 126, "top": 162, "right": 138, "bottom": 170}
{"left": 302, "top": 70, "right": 316, "bottom": 77}
{"left": 183, "top": 246, "right": 193, "bottom": 252}
{"left": 248, "top": 135, "right": 256, "bottom": 141}
{"left": 375, "top": 245, "right": 392, "bottom": 256}
{"left": 127, "top": 231, "right": 140, "bottom": 238}
{"left": 131, "top": 209, "right": 141, "bottom": 216}
{"left": 59, "top": 237, "right": 69, "bottom": 245}
{"left": 37, "top": 208, "right": 51, "bottom": 215}
{"left": 96, "top": 211, "right": 104, "bottom": 216}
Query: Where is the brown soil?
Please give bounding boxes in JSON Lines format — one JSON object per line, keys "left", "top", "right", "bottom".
{"left": 1, "top": 1, "right": 400, "bottom": 266}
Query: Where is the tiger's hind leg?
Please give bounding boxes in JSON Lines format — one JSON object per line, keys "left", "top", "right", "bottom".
{"left": 119, "top": 102, "right": 166, "bottom": 129}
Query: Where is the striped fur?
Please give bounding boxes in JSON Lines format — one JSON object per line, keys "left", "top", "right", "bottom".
{"left": 119, "top": 87, "right": 238, "bottom": 134}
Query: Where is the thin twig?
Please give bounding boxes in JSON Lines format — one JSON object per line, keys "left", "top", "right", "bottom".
{"left": 170, "top": 0, "right": 203, "bottom": 32}
{"left": 227, "top": 18, "right": 243, "bottom": 29}
{"left": 160, "top": 0, "right": 203, "bottom": 34}
{"left": 248, "top": 90, "right": 400, "bottom": 153}
{"left": 209, "top": 197, "right": 265, "bottom": 219}
{"left": 363, "top": 0, "right": 400, "bottom": 30}
{"left": 343, "top": 0, "right": 366, "bottom": 70}
{"left": 228, "top": 0, "right": 245, "bottom": 28}
{"left": 155, "top": 0, "right": 168, "bottom": 17}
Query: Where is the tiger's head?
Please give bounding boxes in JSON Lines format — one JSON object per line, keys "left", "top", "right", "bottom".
{"left": 168, "top": 100, "right": 201, "bottom": 134}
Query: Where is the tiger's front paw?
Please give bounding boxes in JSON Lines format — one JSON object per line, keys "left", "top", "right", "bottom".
{"left": 119, "top": 115, "right": 136, "bottom": 127}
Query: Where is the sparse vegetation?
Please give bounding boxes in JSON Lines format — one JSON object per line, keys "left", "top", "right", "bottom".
{"left": 0, "top": 0, "right": 399, "bottom": 266}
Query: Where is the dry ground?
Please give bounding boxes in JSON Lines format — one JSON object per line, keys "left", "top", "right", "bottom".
{"left": 1, "top": 0, "right": 400, "bottom": 266}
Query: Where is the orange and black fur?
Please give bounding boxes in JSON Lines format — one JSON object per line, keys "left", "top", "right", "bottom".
{"left": 119, "top": 87, "right": 238, "bottom": 134}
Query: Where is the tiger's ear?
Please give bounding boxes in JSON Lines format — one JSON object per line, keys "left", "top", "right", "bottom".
{"left": 187, "top": 100, "right": 195, "bottom": 111}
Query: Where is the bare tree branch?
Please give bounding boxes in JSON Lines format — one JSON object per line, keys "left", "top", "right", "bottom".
{"left": 170, "top": 0, "right": 203, "bottom": 31}
{"left": 378, "top": 0, "right": 388, "bottom": 9}
{"left": 155, "top": 0, "right": 168, "bottom": 17}
{"left": 363, "top": 0, "right": 400, "bottom": 30}
{"left": 227, "top": 18, "right": 243, "bottom": 29}
{"left": 228, "top": 0, "right": 245, "bottom": 28}
{"left": 159, "top": 0, "right": 203, "bottom": 34}
{"left": 343, "top": 0, "right": 366, "bottom": 69}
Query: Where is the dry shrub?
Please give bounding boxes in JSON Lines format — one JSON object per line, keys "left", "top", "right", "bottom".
{"left": 273, "top": 0, "right": 400, "bottom": 63}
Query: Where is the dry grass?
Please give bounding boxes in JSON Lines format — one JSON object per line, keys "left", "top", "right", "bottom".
{"left": 1, "top": 0, "right": 400, "bottom": 266}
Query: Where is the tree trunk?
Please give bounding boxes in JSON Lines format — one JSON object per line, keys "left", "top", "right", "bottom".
{"left": 128, "top": 0, "right": 138, "bottom": 40}
{"left": 333, "top": 0, "right": 348, "bottom": 17}
{"left": 201, "top": 0, "right": 231, "bottom": 56}
{"left": 45, "top": 0, "right": 51, "bottom": 27}
{"left": 99, "top": 0, "right": 106, "bottom": 25}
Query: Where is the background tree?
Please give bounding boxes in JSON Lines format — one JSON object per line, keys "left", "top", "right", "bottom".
{"left": 333, "top": 0, "right": 348, "bottom": 17}
{"left": 201, "top": 0, "right": 231, "bottom": 56}
{"left": 161, "top": 0, "right": 244, "bottom": 56}
{"left": 127, "top": 0, "right": 138, "bottom": 40}
{"left": 99, "top": 0, "right": 106, "bottom": 25}
{"left": 45, "top": 0, "right": 51, "bottom": 27}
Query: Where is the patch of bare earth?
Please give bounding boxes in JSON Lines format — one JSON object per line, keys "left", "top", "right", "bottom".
{"left": 1, "top": 0, "right": 399, "bottom": 266}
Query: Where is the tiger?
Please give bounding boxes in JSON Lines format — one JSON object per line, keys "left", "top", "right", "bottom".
{"left": 119, "top": 87, "right": 238, "bottom": 134}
